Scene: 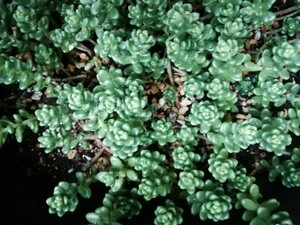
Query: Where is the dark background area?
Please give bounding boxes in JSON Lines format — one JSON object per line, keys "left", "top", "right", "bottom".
{"left": 1, "top": 139, "right": 300, "bottom": 225}
{"left": 0, "top": 141, "right": 91, "bottom": 225}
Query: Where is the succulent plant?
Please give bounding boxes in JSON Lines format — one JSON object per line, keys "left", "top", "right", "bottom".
{"left": 46, "top": 181, "right": 79, "bottom": 217}
{"left": 282, "top": 166, "right": 300, "bottom": 188}
{"left": 221, "top": 18, "right": 249, "bottom": 39}
{"left": 103, "top": 119, "right": 144, "bottom": 159}
{"left": 97, "top": 94, "right": 121, "bottom": 113}
{"left": 178, "top": 169, "right": 204, "bottom": 194}
{"left": 138, "top": 173, "right": 176, "bottom": 201}
{"left": 206, "top": 78, "right": 234, "bottom": 100}
{"left": 270, "top": 211, "right": 295, "bottom": 225}
{"left": 151, "top": 118, "right": 176, "bottom": 146}
{"left": 272, "top": 41, "right": 300, "bottom": 73}
{"left": 95, "top": 67, "right": 126, "bottom": 96}
{"left": 96, "top": 156, "right": 138, "bottom": 192}
{"left": 209, "top": 38, "right": 250, "bottom": 82}
{"left": 13, "top": 5, "right": 49, "bottom": 40}
{"left": 206, "top": 77, "right": 237, "bottom": 110}
{"left": 227, "top": 168, "right": 253, "bottom": 192}
{"left": 285, "top": 102, "right": 300, "bottom": 135}
{"left": 0, "top": 55, "right": 46, "bottom": 90}
{"left": 144, "top": 53, "right": 167, "bottom": 79}
{"left": 163, "top": 87, "right": 177, "bottom": 107}
{"left": 208, "top": 119, "right": 261, "bottom": 152}
{"left": 49, "top": 28, "right": 78, "bottom": 53}
{"left": 236, "top": 184, "right": 294, "bottom": 225}
{"left": 252, "top": 78, "right": 287, "bottom": 107}
{"left": 86, "top": 190, "right": 142, "bottom": 225}
{"left": 203, "top": 0, "right": 242, "bottom": 18}
{"left": 119, "top": 95, "right": 152, "bottom": 120}
{"left": 172, "top": 146, "right": 201, "bottom": 170}
{"left": 186, "top": 101, "right": 224, "bottom": 133}
{"left": 128, "top": 0, "right": 167, "bottom": 29}
{"left": 261, "top": 149, "right": 300, "bottom": 188}
{"left": 183, "top": 72, "right": 209, "bottom": 99}
{"left": 0, "top": 109, "right": 38, "bottom": 146}
{"left": 187, "top": 180, "right": 233, "bottom": 222}
{"left": 235, "top": 75, "right": 258, "bottom": 96}
{"left": 212, "top": 39, "right": 240, "bottom": 61}
{"left": 154, "top": 200, "right": 183, "bottom": 225}
{"left": 208, "top": 148, "right": 238, "bottom": 183}
{"left": 240, "top": 0, "right": 276, "bottom": 29}
{"left": 164, "top": 2, "right": 199, "bottom": 37}
{"left": 94, "top": 29, "right": 123, "bottom": 58}
{"left": 166, "top": 38, "right": 209, "bottom": 74}
{"left": 128, "top": 149, "right": 166, "bottom": 177}
{"left": 176, "top": 125, "right": 199, "bottom": 146}
{"left": 282, "top": 16, "right": 300, "bottom": 37}
{"left": 34, "top": 44, "right": 61, "bottom": 69}
{"left": 258, "top": 117, "right": 292, "bottom": 156}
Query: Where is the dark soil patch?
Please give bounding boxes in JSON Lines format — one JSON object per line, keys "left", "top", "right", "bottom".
{"left": 1, "top": 138, "right": 300, "bottom": 225}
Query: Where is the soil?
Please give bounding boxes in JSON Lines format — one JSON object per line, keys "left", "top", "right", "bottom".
{"left": 0, "top": 141, "right": 89, "bottom": 225}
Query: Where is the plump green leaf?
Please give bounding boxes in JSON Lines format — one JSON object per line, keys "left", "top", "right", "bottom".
{"left": 259, "top": 160, "right": 270, "bottom": 168}
{"left": 125, "top": 169, "right": 138, "bottom": 181}
{"left": 5, "top": 123, "right": 15, "bottom": 134}
{"left": 108, "top": 7, "right": 119, "bottom": 20}
{"left": 244, "top": 62, "right": 262, "bottom": 71}
{"left": 13, "top": 114, "right": 22, "bottom": 123}
{"left": 0, "top": 132, "right": 7, "bottom": 148}
{"left": 260, "top": 199, "right": 279, "bottom": 212}
{"left": 15, "top": 125, "right": 25, "bottom": 143}
{"left": 272, "top": 156, "right": 280, "bottom": 166}
{"left": 76, "top": 172, "right": 85, "bottom": 184}
{"left": 86, "top": 212, "right": 101, "bottom": 223}
{"left": 111, "top": 178, "right": 124, "bottom": 192}
{"left": 249, "top": 184, "right": 260, "bottom": 200}
{"left": 18, "top": 109, "right": 31, "bottom": 118}
{"left": 250, "top": 216, "right": 266, "bottom": 225}
{"left": 191, "top": 203, "right": 201, "bottom": 215}
{"left": 110, "top": 156, "right": 123, "bottom": 168}
{"left": 242, "top": 210, "right": 256, "bottom": 221}
{"left": 241, "top": 198, "right": 258, "bottom": 211}
{"left": 288, "top": 108, "right": 297, "bottom": 118}
{"left": 102, "top": 196, "right": 112, "bottom": 208}
{"left": 26, "top": 120, "right": 38, "bottom": 133}
{"left": 257, "top": 206, "right": 270, "bottom": 220}
{"left": 78, "top": 185, "right": 91, "bottom": 198}
{"left": 157, "top": 185, "right": 167, "bottom": 196}
{"left": 269, "top": 170, "right": 279, "bottom": 182}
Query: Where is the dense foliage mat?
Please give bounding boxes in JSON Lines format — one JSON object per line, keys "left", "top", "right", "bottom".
{"left": 1, "top": 0, "right": 300, "bottom": 224}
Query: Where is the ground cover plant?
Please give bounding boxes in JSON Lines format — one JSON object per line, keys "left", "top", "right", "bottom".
{"left": 1, "top": 0, "right": 300, "bottom": 224}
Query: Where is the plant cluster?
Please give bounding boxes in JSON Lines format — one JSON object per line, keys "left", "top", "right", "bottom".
{"left": 1, "top": 0, "right": 300, "bottom": 225}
